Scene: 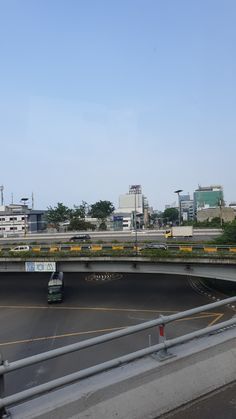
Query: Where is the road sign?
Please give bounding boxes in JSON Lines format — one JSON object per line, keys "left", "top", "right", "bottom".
{"left": 25, "top": 262, "right": 56, "bottom": 272}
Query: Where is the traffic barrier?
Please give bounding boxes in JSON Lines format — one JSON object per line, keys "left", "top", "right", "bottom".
{"left": 179, "top": 246, "right": 192, "bottom": 252}
{"left": 32, "top": 247, "right": 41, "bottom": 252}
{"left": 3, "top": 243, "right": 236, "bottom": 254}
{"left": 112, "top": 246, "right": 124, "bottom": 250}
{"left": 49, "top": 247, "right": 60, "bottom": 253}
{"left": 91, "top": 245, "right": 102, "bottom": 251}
{"left": 204, "top": 247, "right": 217, "bottom": 253}
{"left": 70, "top": 246, "right": 81, "bottom": 251}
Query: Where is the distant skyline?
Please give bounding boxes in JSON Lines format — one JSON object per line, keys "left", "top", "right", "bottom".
{"left": 1, "top": 1, "right": 235, "bottom": 210}
{"left": 0, "top": 182, "right": 232, "bottom": 212}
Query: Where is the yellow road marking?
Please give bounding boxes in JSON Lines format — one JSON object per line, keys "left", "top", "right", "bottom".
{"left": 0, "top": 327, "right": 126, "bottom": 347}
{"left": 0, "top": 304, "right": 178, "bottom": 313}
{"left": 0, "top": 308, "right": 224, "bottom": 347}
{"left": 207, "top": 312, "right": 225, "bottom": 326}
{"left": 0, "top": 305, "right": 225, "bottom": 323}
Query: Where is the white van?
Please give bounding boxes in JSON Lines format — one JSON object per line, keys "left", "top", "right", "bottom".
{"left": 10, "top": 245, "right": 30, "bottom": 252}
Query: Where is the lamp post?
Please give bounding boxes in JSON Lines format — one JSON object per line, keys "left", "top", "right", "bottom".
{"left": 174, "top": 189, "right": 183, "bottom": 226}
{"left": 219, "top": 198, "right": 223, "bottom": 228}
{"left": 130, "top": 185, "right": 140, "bottom": 255}
{"left": 21, "top": 198, "right": 29, "bottom": 236}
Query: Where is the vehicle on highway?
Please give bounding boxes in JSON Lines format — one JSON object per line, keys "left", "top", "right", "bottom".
{"left": 10, "top": 245, "right": 30, "bottom": 252}
{"left": 140, "top": 243, "right": 167, "bottom": 250}
{"left": 47, "top": 271, "right": 64, "bottom": 303}
{"left": 165, "top": 226, "right": 193, "bottom": 239}
{"left": 69, "top": 234, "right": 91, "bottom": 242}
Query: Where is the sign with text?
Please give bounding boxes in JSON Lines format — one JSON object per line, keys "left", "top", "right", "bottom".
{"left": 25, "top": 262, "right": 56, "bottom": 272}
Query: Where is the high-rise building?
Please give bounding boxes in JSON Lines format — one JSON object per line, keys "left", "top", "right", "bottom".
{"left": 194, "top": 185, "right": 224, "bottom": 216}
{"left": 118, "top": 185, "right": 144, "bottom": 214}
{"left": 114, "top": 185, "right": 149, "bottom": 230}
{"left": 180, "top": 198, "right": 194, "bottom": 221}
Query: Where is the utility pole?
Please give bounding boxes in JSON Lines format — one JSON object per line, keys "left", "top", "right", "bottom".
{"left": 0, "top": 186, "right": 4, "bottom": 206}
{"left": 21, "top": 198, "right": 29, "bottom": 236}
{"left": 130, "top": 185, "right": 140, "bottom": 256}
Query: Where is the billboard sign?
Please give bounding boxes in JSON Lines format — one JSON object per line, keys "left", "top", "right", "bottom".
{"left": 25, "top": 261, "right": 56, "bottom": 272}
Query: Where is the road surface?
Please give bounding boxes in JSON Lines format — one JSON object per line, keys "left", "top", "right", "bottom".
{"left": 0, "top": 271, "right": 233, "bottom": 414}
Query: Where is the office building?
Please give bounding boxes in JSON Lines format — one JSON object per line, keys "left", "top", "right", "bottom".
{"left": 194, "top": 185, "right": 224, "bottom": 216}
{"left": 114, "top": 185, "right": 149, "bottom": 230}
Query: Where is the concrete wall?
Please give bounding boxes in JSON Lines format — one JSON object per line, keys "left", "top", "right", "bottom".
{"left": 197, "top": 207, "right": 235, "bottom": 222}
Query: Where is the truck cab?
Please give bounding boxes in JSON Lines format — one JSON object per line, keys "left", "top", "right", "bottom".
{"left": 165, "top": 230, "right": 172, "bottom": 239}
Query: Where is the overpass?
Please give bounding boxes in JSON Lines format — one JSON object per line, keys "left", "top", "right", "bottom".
{"left": 1, "top": 256, "right": 236, "bottom": 282}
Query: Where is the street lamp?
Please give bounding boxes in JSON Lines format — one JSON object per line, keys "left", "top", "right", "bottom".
{"left": 218, "top": 198, "right": 223, "bottom": 228}
{"left": 174, "top": 189, "right": 183, "bottom": 226}
{"left": 21, "top": 197, "right": 29, "bottom": 236}
{"left": 130, "top": 185, "right": 140, "bottom": 255}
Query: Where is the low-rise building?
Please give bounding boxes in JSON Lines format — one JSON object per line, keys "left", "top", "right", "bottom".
{"left": 0, "top": 204, "right": 46, "bottom": 236}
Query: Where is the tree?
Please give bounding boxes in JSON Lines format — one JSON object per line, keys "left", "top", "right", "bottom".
{"left": 68, "top": 218, "right": 95, "bottom": 231}
{"left": 89, "top": 200, "right": 115, "bottom": 220}
{"left": 217, "top": 219, "right": 236, "bottom": 243}
{"left": 68, "top": 202, "right": 92, "bottom": 231}
{"left": 46, "top": 203, "right": 70, "bottom": 230}
{"left": 162, "top": 207, "right": 179, "bottom": 224}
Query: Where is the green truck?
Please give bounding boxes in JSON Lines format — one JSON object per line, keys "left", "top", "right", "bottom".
{"left": 47, "top": 272, "right": 64, "bottom": 303}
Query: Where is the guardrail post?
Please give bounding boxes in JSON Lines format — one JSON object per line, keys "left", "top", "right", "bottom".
{"left": 0, "top": 353, "right": 8, "bottom": 418}
{"left": 154, "top": 316, "right": 173, "bottom": 361}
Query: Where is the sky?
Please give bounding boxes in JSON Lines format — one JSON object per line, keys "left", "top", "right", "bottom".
{"left": 0, "top": 0, "right": 235, "bottom": 210}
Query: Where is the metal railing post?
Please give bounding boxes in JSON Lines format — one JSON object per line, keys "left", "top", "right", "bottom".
{"left": 0, "top": 353, "right": 8, "bottom": 418}
{"left": 155, "top": 315, "right": 172, "bottom": 360}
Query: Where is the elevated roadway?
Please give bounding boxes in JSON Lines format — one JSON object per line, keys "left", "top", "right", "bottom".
{"left": 1, "top": 256, "right": 236, "bottom": 282}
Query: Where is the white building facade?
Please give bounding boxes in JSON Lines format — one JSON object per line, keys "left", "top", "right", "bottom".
{"left": 0, "top": 205, "right": 46, "bottom": 236}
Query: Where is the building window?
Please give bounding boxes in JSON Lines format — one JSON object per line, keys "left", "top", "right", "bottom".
{"left": 0, "top": 218, "right": 5, "bottom": 221}
{"left": 10, "top": 227, "right": 17, "bottom": 230}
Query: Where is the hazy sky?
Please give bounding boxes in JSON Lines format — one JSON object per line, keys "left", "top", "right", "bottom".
{"left": 1, "top": 0, "right": 235, "bottom": 210}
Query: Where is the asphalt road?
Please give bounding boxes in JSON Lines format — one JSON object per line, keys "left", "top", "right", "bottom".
{"left": 0, "top": 272, "right": 233, "bottom": 412}
{"left": 0, "top": 229, "right": 222, "bottom": 245}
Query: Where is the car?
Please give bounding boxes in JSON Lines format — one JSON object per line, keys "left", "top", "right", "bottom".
{"left": 10, "top": 245, "right": 30, "bottom": 252}
{"left": 141, "top": 243, "right": 167, "bottom": 250}
{"left": 69, "top": 234, "right": 91, "bottom": 243}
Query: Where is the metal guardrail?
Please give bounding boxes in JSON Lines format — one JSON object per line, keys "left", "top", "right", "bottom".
{"left": 1, "top": 296, "right": 236, "bottom": 416}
